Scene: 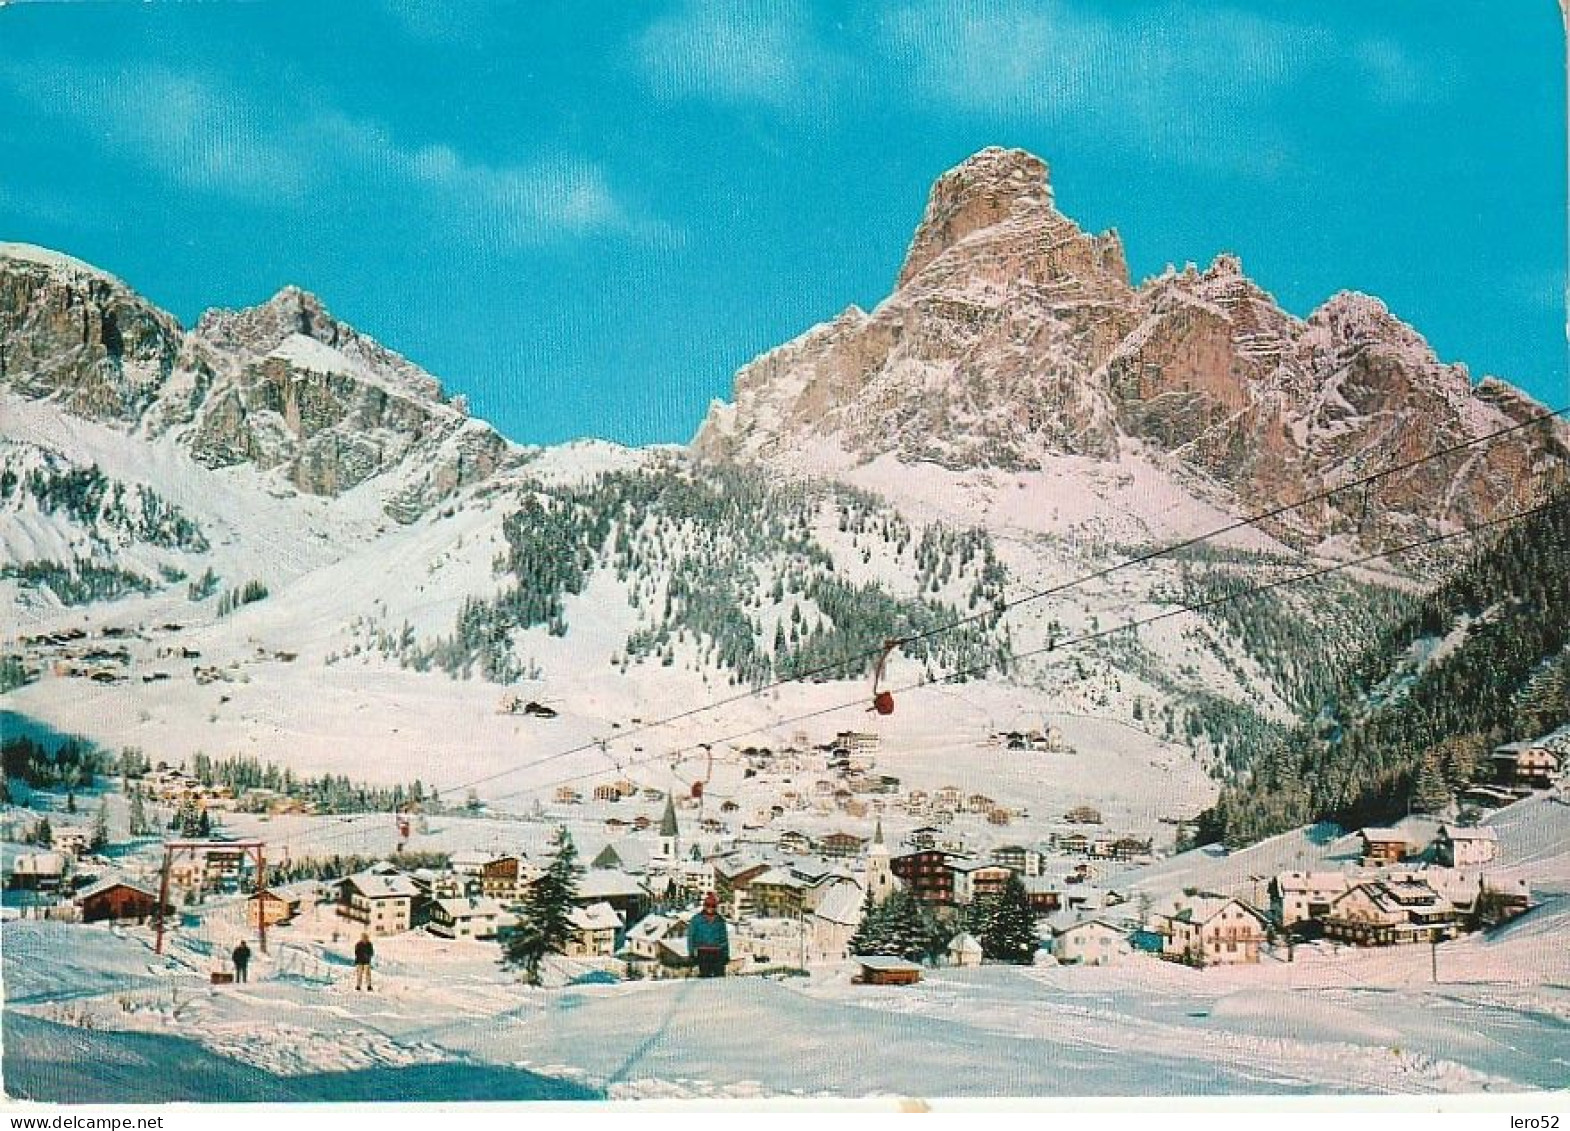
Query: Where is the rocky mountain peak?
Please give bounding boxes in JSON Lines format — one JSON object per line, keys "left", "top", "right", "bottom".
{"left": 193, "top": 286, "right": 444, "bottom": 404}
{"left": 897, "top": 147, "right": 1058, "bottom": 287}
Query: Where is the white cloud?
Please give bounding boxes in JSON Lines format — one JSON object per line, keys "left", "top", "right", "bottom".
{"left": 4, "top": 64, "right": 310, "bottom": 201}
{"left": 636, "top": 1, "right": 825, "bottom": 108}
{"left": 0, "top": 62, "right": 657, "bottom": 246}
{"left": 408, "top": 145, "right": 626, "bottom": 242}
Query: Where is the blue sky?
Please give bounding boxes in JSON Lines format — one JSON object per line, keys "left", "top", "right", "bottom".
{"left": 0, "top": 1, "right": 1564, "bottom": 446}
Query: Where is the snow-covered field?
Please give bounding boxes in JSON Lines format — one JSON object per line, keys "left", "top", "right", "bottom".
{"left": 6, "top": 905, "right": 1569, "bottom": 1103}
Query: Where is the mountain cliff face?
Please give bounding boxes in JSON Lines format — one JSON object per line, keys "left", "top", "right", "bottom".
{"left": 0, "top": 245, "right": 514, "bottom": 522}
{"left": 693, "top": 148, "right": 1567, "bottom": 551}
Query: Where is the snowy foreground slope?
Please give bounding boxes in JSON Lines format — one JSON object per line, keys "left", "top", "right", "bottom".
{"left": 5, "top": 910, "right": 1568, "bottom": 1102}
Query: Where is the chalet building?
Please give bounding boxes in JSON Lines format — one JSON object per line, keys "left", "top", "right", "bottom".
{"left": 906, "top": 826, "right": 943, "bottom": 851}
{"left": 1020, "top": 875, "right": 1063, "bottom": 913}
{"left": 777, "top": 830, "right": 813, "bottom": 855}
{"left": 1056, "top": 832, "right": 1091, "bottom": 856}
{"left": 247, "top": 887, "right": 302, "bottom": 928}
{"left": 1475, "top": 876, "right": 1533, "bottom": 927}
{"left": 621, "top": 912, "right": 684, "bottom": 964}
{"left": 1064, "top": 805, "right": 1102, "bottom": 825}
{"left": 76, "top": 880, "right": 169, "bottom": 924}
{"left": 427, "top": 896, "right": 504, "bottom": 940}
{"left": 1434, "top": 826, "right": 1499, "bottom": 868}
{"left": 1324, "top": 879, "right": 1457, "bottom": 946}
{"left": 51, "top": 829, "right": 91, "bottom": 858}
{"left": 949, "top": 860, "right": 1013, "bottom": 905}
{"left": 1358, "top": 828, "right": 1410, "bottom": 866}
{"left": 818, "top": 831, "right": 867, "bottom": 860}
{"left": 6, "top": 852, "right": 65, "bottom": 892}
{"left": 338, "top": 870, "right": 422, "bottom": 935}
{"left": 554, "top": 786, "right": 583, "bottom": 805}
{"left": 965, "top": 793, "right": 995, "bottom": 814}
{"left": 1105, "top": 837, "right": 1153, "bottom": 863}
{"left": 807, "top": 880, "right": 864, "bottom": 965}
{"left": 713, "top": 857, "right": 772, "bottom": 917}
{"left": 749, "top": 868, "right": 808, "bottom": 918}
{"left": 566, "top": 902, "right": 624, "bottom": 957}
{"left": 1159, "top": 896, "right": 1267, "bottom": 967}
{"left": 834, "top": 730, "right": 880, "bottom": 757}
{"left": 480, "top": 855, "right": 529, "bottom": 903}
{"left": 1268, "top": 872, "right": 1353, "bottom": 928}
{"left": 890, "top": 849, "right": 957, "bottom": 906}
{"left": 1052, "top": 918, "right": 1128, "bottom": 966}
{"left": 1491, "top": 742, "right": 1560, "bottom": 789}
{"left": 933, "top": 786, "right": 964, "bottom": 811}
{"left": 576, "top": 869, "right": 650, "bottom": 923}
{"left": 991, "top": 845, "right": 1042, "bottom": 877}
{"left": 449, "top": 850, "right": 497, "bottom": 877}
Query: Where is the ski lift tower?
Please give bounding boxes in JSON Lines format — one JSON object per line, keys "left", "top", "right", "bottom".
{"left": 153, "top": 838, "right": 269, "bottom": 956}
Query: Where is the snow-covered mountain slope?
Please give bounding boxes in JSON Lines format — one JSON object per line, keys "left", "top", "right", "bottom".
{"left": 693, "top": 148, "right": 1569, "bottom": 552}
{"left": 2, "top": 145, "right": 1560, "bottom": 802}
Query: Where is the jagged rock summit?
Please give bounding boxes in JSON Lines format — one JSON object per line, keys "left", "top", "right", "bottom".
{"left": 0, "top": 245, "right": 513, "bottom": 521}
{"left": 693, "top": 147, "right": 1567, "bottom": 547}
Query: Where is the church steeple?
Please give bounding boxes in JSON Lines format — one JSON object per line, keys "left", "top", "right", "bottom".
{"left": 659, "top": 793, "right": 680, "bottom": 859}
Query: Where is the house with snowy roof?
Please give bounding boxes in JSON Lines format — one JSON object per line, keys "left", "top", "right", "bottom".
{"left": 949, "top": 859, "right": 1014, "bottom": 905}
{"left": 620, "top": 911, "right": 686, "bottom": 963}
{"left": 76, "top": 879, "right": 170, "bottom": 924}
{"left": 1433, "top": 825, "right": 1498, "bottom": 867}
{"left": 566, "top": 902, "right": 624, "bottom": 957}
{"left": 1050, "top": 918, "right": 1129, "bottom": 966}
{"left": 591, "top": 839, "right": 652, "bottom": 874}
{"left": 1323, "top": 878, "right": 1457, "bottom": 946}
{"left": 427, "top": 895, "right": 504, "bottom": 941}
{"left": 807, "top": 879, "right": 864, "bottom": 965}
{"left": 947, "top": 931, "right": 984, "bottom": 967}
{"left": 5, "top": 851, "right": 65, "bottom": 892}
{"left": 337, "top": 869, "right": 422, "bottom": 935}
{"left": 1267, "top": 871, "right": 1354, "bottom": 928}
{"left": 1491, "top": 741, "right": 1560, "bottom": 789}
{"left": 575, "top": 868, "right": 649, "bottom": 922}
{"left": 1158, "top": 895, "right": 1267, "bottom": 966}
{"left": 1358, "top": 828, "right": 1411, "bottom": 865}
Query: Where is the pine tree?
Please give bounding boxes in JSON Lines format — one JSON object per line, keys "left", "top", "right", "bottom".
{"left": 90, "top": 797, "right": 110, "bottom": 852}
{"left": 975, "top": 874, "right": 1039, "bottom": 964}
{"left": 1412, "top": 752, "right": 1451, "bottom": 815}
{"left": 65, "top": 790, "right": 77, "bottom": 814}
{"left": 127, "top": 787, "right": 150, "bottom": 837}
{"left": 502, "top": 827, "right": 581, "bottom": 984}
{"left": 35, "top": 816, "right": 52, "bottom": 847}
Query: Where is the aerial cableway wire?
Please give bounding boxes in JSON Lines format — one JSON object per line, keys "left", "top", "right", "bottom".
{"left": 477, "top": 491, "right": 1566, "bottom": 808}
{"left": 432, "top": 402, "right": 1568, "bottom": 797}
{"left": 264, "top": 409, "right": 1567, "bottom": 856}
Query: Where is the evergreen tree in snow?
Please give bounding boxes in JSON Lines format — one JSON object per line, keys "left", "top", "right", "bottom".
{"left": 973, "top": 874, "right": 1039, "bottom": 964}
{"left": 502, "top": 826, "right": 581, "bottom": 984}
{"left": 1412, "top": 752, "right": 1452, "bottom": 815}
{"left": 90, "top": 797, "right": 110, "bottom": 852}
{"left": 34, "top": 816, "right": 52, "bottom": 847}
{"left": 127, "top": 787, "right": 151, "bottom": 837}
